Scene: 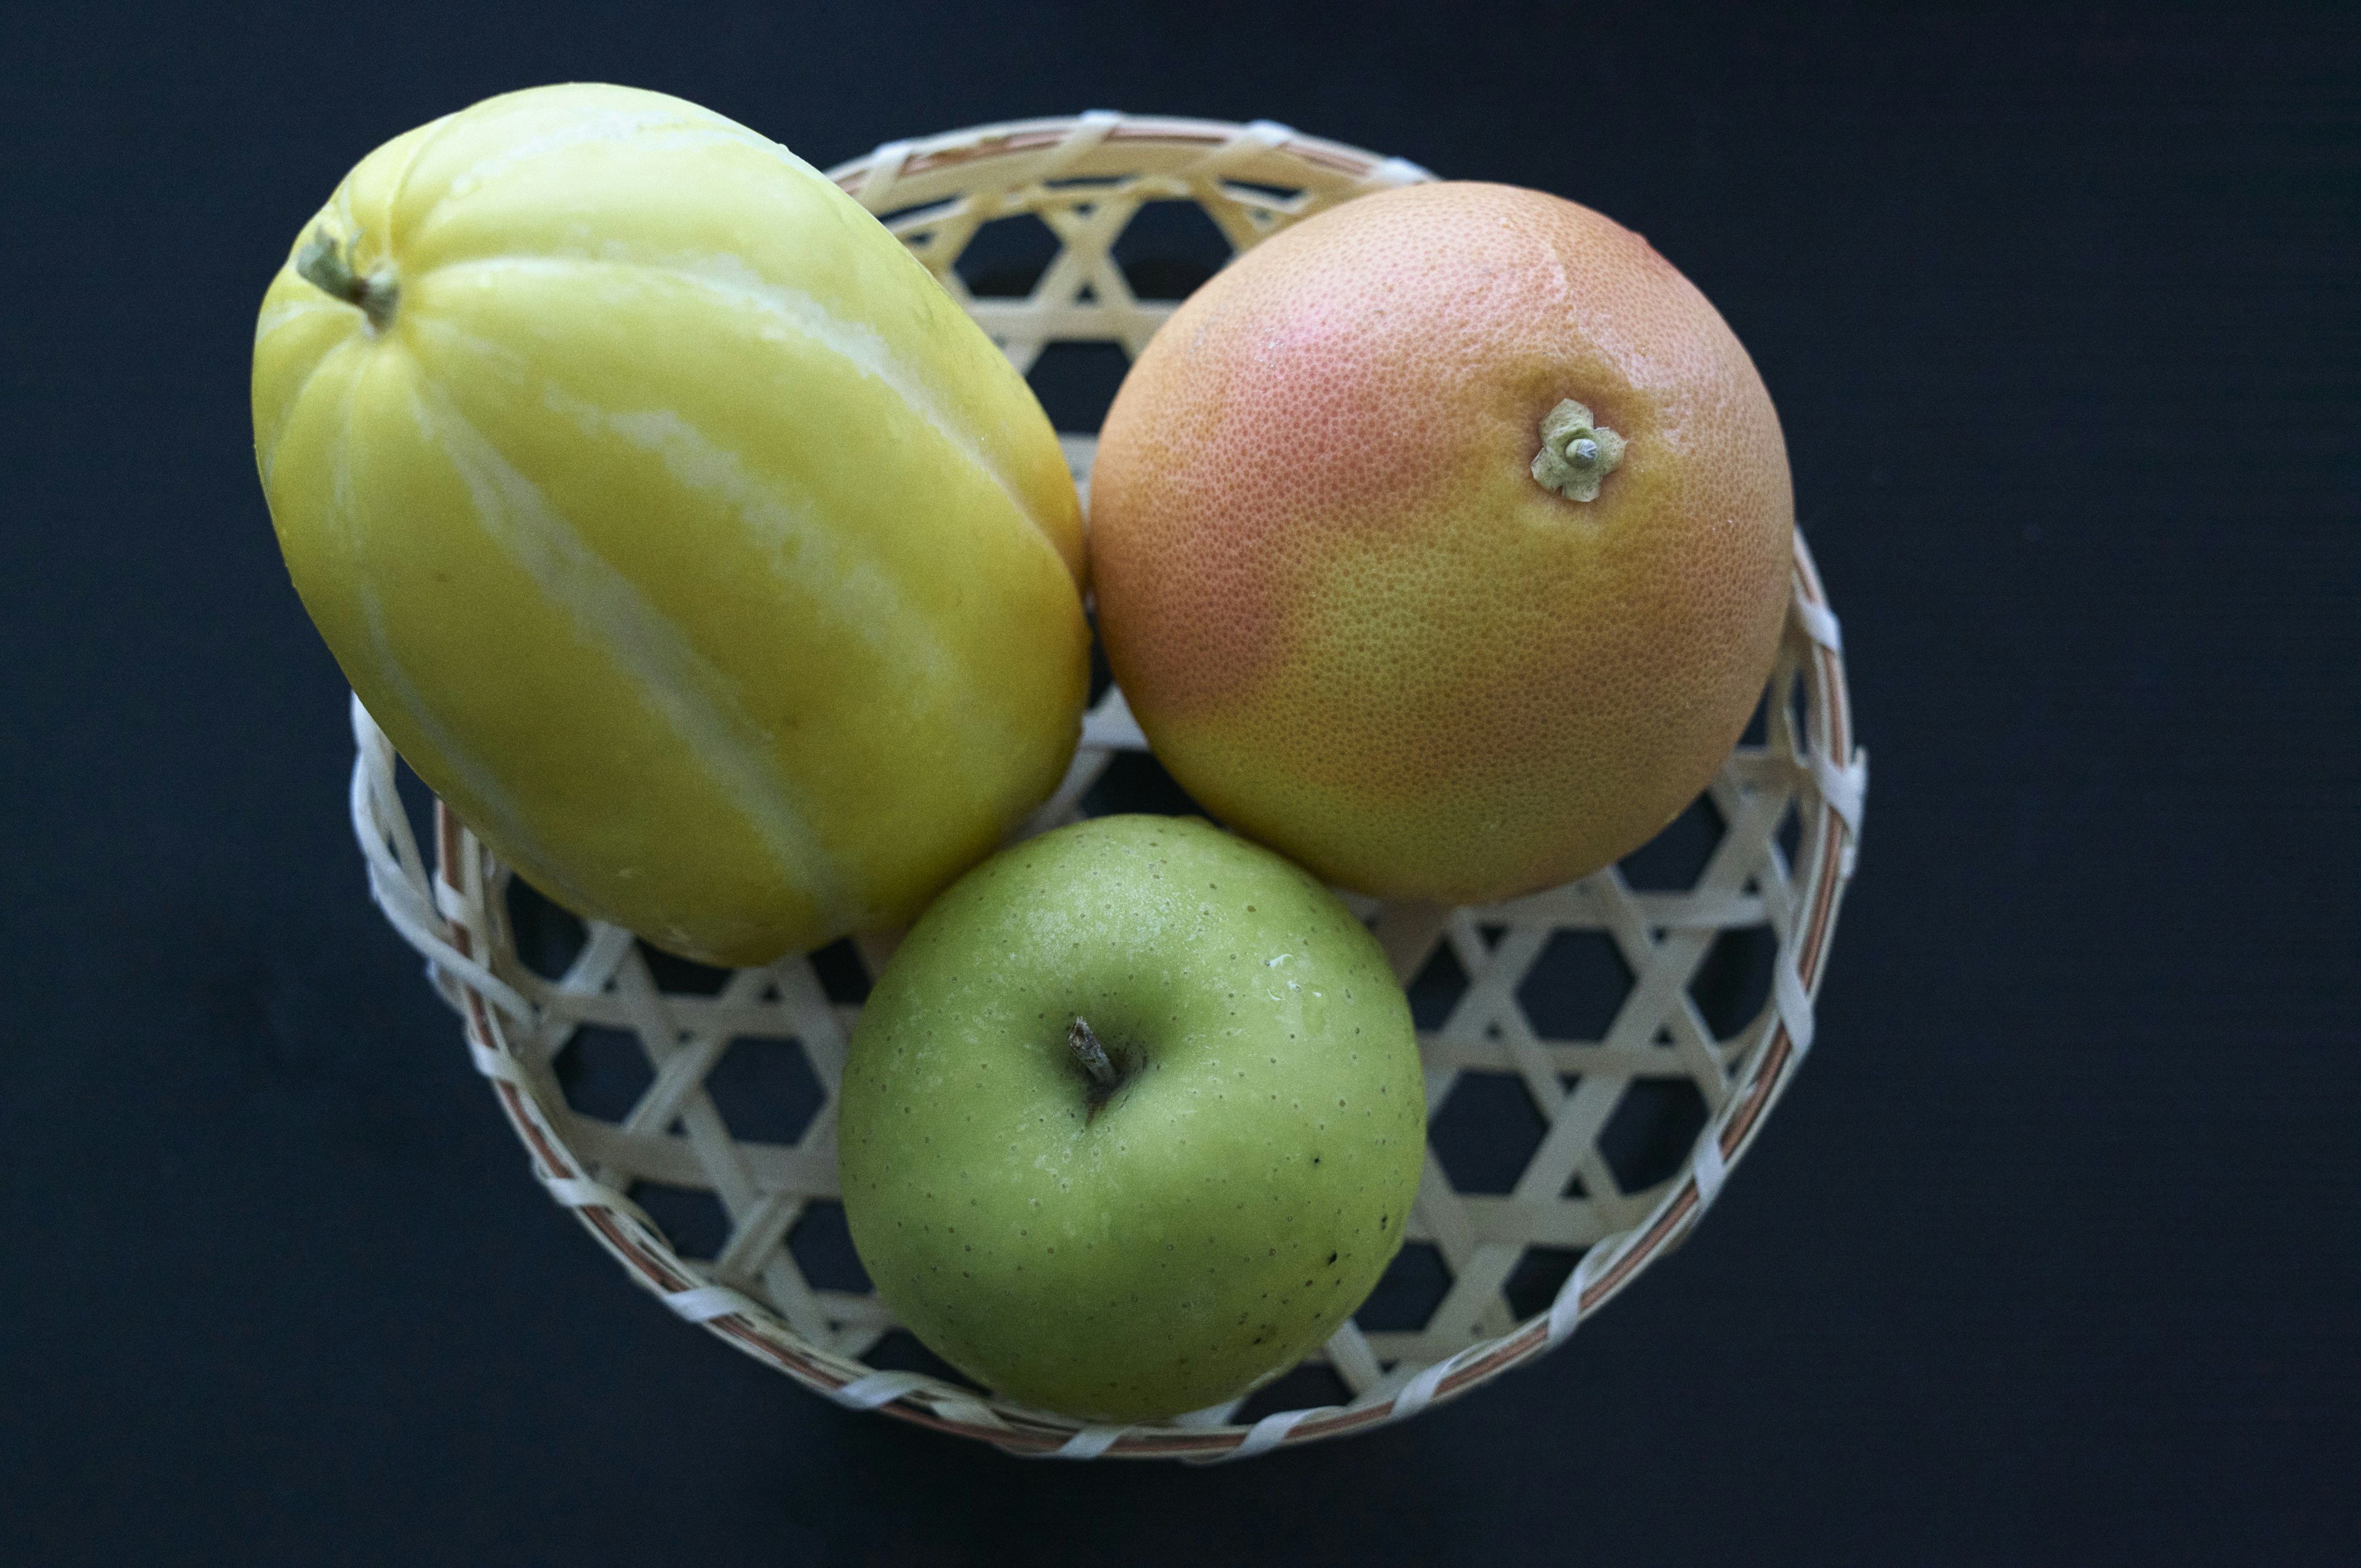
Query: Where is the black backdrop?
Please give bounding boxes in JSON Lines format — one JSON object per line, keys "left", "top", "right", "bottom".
{"left": 4, "top": 2, "right": 2355, "bottom": 1562}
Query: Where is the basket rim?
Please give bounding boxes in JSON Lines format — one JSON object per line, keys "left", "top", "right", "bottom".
{"left": 823, "top": 109, "right": 1437, "bottom": 199}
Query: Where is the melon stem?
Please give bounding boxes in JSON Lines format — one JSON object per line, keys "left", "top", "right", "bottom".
{"left": 1531, "top": 400, "right": 1626, "bottom": 501}
{"left": 295, "top": 224, "right": 400, "bottom": 333}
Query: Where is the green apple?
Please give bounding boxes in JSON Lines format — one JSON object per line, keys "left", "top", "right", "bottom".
{"left": 837, "top": 814, "right": 1425, "bottom": 1422}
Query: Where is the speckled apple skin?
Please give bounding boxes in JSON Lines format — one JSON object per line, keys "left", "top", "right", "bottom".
{"left": 837, "top": 814, "right": 1425, "bottom": 1423}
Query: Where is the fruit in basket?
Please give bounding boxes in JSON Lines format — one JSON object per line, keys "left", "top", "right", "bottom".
{"left": 837, "top": 814, "right": 1425, "bottom": 1422}
{"left": 250, "top": 83, "right": 1088, "bottom": 966}
{"left": 1090, "top": 180, "right": 1792, "bottom": 905}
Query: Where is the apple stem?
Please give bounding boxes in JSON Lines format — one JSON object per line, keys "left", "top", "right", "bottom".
{"left": 1530, "top": 399, "right": 1626, "bottom": 502}
{"left": 1067, "top": 1017, "right": 1118, "bottom": 1088}
{"left": 295, "top": 224, "right": 400, "bottom": 333}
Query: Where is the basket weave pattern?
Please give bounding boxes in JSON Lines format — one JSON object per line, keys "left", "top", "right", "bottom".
{"left": 347, "top": 114, "right": 1867, "bottom": 1460}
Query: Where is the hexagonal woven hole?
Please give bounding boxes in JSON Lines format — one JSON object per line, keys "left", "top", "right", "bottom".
{"left": 1235, "top": 1363, "right": 1352, "bottom": 1423}
{"left": 631, "top": 1183, "right": 730, "bottom": 1262}
{"left": 1503, "top": 1246, "right": 1587, "bottom": 1320}
{"left": 1406, "top": 943, "right": 1471, "bottom": 1033}
{"left": 1355, "top": 1241, "right": 1450, "bottom": 1332}
{"left": 1516, "top": 930, "right": 1634, "bottom": 1040}
{"left": 1025, "top": 339, "right": 1133, "bottom": 433}
{"left": 702, "top": 1036, "right": 827, "bottom": 1145}
{"left": 390, "top": 763, "right": 438, "bottom": 881}
{"left": 1219, "top": 178, "right": 1306, "bottom": 204}
{"left": 1430, "top": 1071, "right": 1548, "bottom": 1195}
{"left": 504, "top": 876, "right": 587, "bottom": 981}
{"left": 807, "top": 937, "right": 873, "bottom": 1005}
{"left": 864, "top": 1328, "right": 986, "bottom": 1393}
{"left": 1112, "top": 199, "right": 1232, "bottom": 299}
{"left": 1690, "top": 924, "right": 1779, "bottom": 1042}
{"left": 1080, "top": 748, "right": 1209, "bottom": 820}
{"left": 1085, "top": 613, "right": 1117, "bottom": 704}
{"left": 1619, "top": 794, "right": 1725, "bottom": 891}
{"left": 786, "top": 1200, "right": 872, "bottom": 1294}
{"left": 553, "top": 1024, "right": 653, "bottom": 1122}
{"left": 1738, "top": 683, "right": 1772, "bottom": 748}
{"left": 1597, "top": 1078, "right": 1710, "bottom": 1195}
{"left": 637, "top": 941, "right": 733, "bottom": 997}
{"left": 953, "top": 212, "right": 1057, "bottom": 298}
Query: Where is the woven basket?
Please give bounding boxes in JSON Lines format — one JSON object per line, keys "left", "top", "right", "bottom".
{"left": 347, "top": 113, "right": 1868, "bottom": 1461}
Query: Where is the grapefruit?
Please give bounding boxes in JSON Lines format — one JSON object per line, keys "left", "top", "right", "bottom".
{"left": 1088, "top": 180, "right": 1793, "bottom": 904}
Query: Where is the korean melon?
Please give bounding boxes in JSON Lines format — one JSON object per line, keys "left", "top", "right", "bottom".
{"left": 252, "top": 83, "right": 1089, "bottom": 965}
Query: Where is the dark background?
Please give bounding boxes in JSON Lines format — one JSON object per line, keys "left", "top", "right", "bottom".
{"left": 4, "top": 2, "right": 2355, "bottom": 1562}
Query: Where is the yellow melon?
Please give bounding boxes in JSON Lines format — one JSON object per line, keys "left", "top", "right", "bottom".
{"left": 252, "top": 84, "right": 1089, "bottom": 965}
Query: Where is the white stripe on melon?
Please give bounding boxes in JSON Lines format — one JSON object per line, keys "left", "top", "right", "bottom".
{"left": 413, "top": 380, "right": 855, "bottom": 929}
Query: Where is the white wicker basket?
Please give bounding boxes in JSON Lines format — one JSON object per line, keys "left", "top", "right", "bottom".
{"left": 347, "top": 113, "right": 1867, "bottom": 1461}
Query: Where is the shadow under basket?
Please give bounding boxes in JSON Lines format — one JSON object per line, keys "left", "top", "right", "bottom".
{"left": 346, "top": 112, "right": 1869, "bottom": 1462}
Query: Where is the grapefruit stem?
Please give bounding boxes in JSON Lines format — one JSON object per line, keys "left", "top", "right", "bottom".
{"left": 1532, "top": 399, "right": 1626, "bottom": 501}
{"left": 295, "top": 224, "right": 400, "bottom": 333}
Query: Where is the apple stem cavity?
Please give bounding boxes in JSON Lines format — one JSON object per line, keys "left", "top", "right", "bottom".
{"left": 295, "top": 224, "right": 400, "bottom": 333}
{"left": 1530, "top": 399, "right": 1626, "bottom": 502}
